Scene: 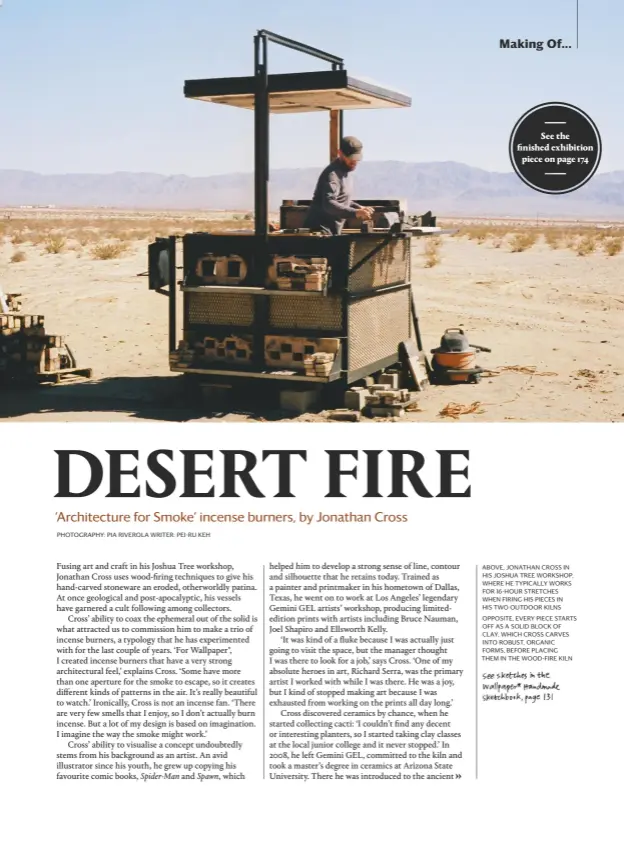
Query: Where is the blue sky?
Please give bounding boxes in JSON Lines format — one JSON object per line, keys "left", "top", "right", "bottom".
{"left": 0, "top": 0, "right": 621, "bottom": 175}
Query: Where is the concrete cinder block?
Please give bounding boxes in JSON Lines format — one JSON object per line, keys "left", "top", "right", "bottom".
{"left": 345, "top": 388, "right": 367, "bottom": 410}
{"left": 379, "top": 372, "right": 399, "bottom": 389}
{"left": 280, "top": 388, "right": 322, "bottom": 414}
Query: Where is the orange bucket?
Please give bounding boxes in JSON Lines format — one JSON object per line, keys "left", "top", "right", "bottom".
{"left": 432, "top": 350, "right": 476, "bottom": 370}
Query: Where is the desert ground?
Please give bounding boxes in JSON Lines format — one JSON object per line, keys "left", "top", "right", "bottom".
{"left": 1, "top": 209, "right": 622, "bottom": 423}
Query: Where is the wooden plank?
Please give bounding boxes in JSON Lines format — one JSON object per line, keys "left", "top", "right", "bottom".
{"left": 329, "top": 110, "right": 340, "bottom": 161}
{"left": 399, "top": 339, "right": 430, "bottom": 391}
{"left": 35, "top": 367, "right": 93, "bottom": 384}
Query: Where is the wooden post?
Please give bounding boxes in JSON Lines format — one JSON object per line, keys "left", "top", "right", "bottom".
{"left": 329, "top": 110, "right": 340, "bottom": 161}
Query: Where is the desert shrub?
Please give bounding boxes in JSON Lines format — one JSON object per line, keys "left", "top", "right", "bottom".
{"left": 423, "top": 238, "right": 441, "bottom": 267}
{"left": 11, "top": 231, "right": 28, "bottom": 245}
{"left": 544, "top": 229, "right": 563, "bottom": 249}
{"left": 465, "top": 225, "right": 490, "bottom": 243}
{"left": 576, "top": 234, "right": 596, "bottom": 256}
{"left": 91, "top": 242, "right": 128, "bottom": 260}
{"left": 43, "top": 234, "right": 66, "bottom": 254}
{"left": 603, "top": 236, "right": 623, "bottom": 257}
{"left": 509, "top": 231, "right": 538, "bottom": 252}
{"left": 10, "top": 250, "right": 27, "bottom": 263}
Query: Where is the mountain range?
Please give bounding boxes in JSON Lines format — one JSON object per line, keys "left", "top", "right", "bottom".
{"left": 3, "top": 161, "right": 624, "bottom": 218}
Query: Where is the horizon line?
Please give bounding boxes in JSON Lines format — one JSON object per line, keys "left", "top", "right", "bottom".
{"left": 0, "top": 160, "right": 545, "bottom": 178}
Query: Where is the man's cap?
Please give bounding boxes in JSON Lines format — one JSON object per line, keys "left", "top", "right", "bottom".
{"left": 340, "top": 136, "right": 363, "bottom": 161}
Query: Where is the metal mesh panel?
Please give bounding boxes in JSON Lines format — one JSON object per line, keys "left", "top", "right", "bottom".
{"left": 269, "top": 294, "right": 343, "bottom": 330}
{"left": 186, "top": 291, "right": 255, "bottom": 327}
{"left": 348, "top": 238, "right": 410, "bottom": 293}
{"left": 347, "top": 288, "right": 410, "bottom": 371}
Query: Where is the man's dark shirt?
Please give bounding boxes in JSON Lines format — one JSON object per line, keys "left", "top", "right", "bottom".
{"left": 304, "top": 158, "right": 361, "bottom": 234}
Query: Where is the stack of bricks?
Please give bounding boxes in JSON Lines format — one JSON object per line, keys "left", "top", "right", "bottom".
{"left": 304, "top": 352, "right": 334, "bottom": 377}
{"left": 0, "top": 314, "right": 28, "bottom": 373}
{"left": 265, "top": 336, "right": 339, "bottom": 371}
{"left": 364, "top": 385, "right": 411, "bottom": 418}
{"left": 194, "top": 335, "right": 253, "bottom": 364}
{"left": 25, "top": 333, "right": 70, "bottom": 373}
{"left": 170, "top": 340, "right": 194, "bottom": 369}
{"left": 345, "top": 372, "right": 406, "bottom": 413}
{"left": 270, "top": 256, "right": 329, "bottom": 291}
{"left": 0, "top": 314, "right": 72, "bottom": 375}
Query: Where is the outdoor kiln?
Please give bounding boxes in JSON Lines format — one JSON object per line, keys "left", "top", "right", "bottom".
{"left": 148, "top": 30, "right": 440, "bottom": 393}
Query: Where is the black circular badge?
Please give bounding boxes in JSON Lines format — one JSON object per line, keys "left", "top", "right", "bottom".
{"left": 509, "top": 103, "right": 601, "bottom": 194}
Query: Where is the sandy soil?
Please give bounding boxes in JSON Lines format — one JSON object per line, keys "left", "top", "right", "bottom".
{"left": 1, "top": 222, "right": 622, "bottom": 422}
